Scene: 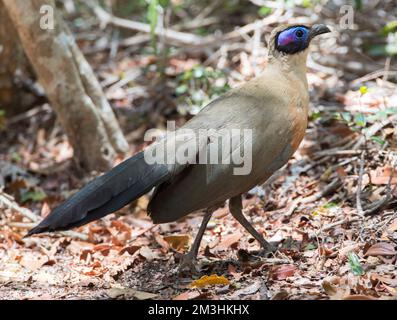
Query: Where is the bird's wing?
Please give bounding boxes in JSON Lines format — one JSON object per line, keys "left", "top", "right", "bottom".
{"left": 26, "top": 132, "right": 208, "bottom": 235}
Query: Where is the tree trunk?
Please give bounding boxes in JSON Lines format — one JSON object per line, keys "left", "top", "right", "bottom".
{"left": 2, "top": 0, "right": 129, "bottom": 171}
{"left": 0, "top": 2, "right": 35, "bottom": 116}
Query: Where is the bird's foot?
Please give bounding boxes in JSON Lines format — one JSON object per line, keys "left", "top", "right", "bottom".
{"left": 178, "top": 252, "right": 199, "bottom": 274}
{"left": 258, "top": 242, "right": 278, "bottom": 257}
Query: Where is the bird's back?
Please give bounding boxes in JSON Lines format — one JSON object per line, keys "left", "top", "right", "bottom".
{"left": 148, "top": 70, "right": 309, "bottom": 223}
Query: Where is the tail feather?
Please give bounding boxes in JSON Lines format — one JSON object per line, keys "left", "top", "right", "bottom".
{"left": 27, "top": 152, "right": 169, "bottom": 236}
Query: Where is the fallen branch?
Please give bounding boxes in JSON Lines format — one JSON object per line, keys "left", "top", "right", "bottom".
{"left": 0, "top": 191, "right": 88, "bottom": 241}
{"left": 86, "top": 0, "right": 288, "bottom": 48}
{"left": 353, "top": 114, "right": 397, "bottom": 150}
{"left": 356, "top": 150, "right": 366, "bottom": 216}
{"left": 0, "top": 191, "right": 39, "bottom": 222}
{"left": 285, "top": 178, "right": 342, "bottom": 216}
{"left": 363, "top": 162, "right": 397, "bottom": 216}
{"left": 317, "top": 216, "right": 361, "bottom": 234}
{"left": 87, "top": 0, "right": 204, "bottom": 46}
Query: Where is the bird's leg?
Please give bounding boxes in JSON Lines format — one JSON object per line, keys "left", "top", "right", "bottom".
{"left": 229, "top": 195, "right": 275, "bottom": 253}
{"left": 179, "top": 209, "right": 212, "bottom": 273}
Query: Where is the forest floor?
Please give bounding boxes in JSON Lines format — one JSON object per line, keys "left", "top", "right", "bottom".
{"left": 1, "top": 3, "right": 397, "bottom": 300}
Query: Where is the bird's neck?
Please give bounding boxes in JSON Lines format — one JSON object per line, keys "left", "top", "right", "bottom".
{"left": 268, "top": 51, "right": 309, "bottom": 87}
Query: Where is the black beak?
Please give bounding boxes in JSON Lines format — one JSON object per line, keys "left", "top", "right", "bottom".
{"left": 309, "top": 24, "right": 331, "bottom": 40}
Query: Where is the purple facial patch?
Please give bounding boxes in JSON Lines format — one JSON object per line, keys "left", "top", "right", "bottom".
{"left": 277, "top": 29, "right": 296, "bottom": 46}
{"left": 277, "top": 26, "right": 309, "bottom": 49}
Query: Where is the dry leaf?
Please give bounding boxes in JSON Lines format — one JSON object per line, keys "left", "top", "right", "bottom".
{"left": 322, "top": 281, "right": 351, "bottom": 300}
{"left": 369, "top": 167, "right": 397, "bottom": 185}
{"left": 365, "top": 242, "right": 397, "bottom": 256}
{"left": 386, "top": 218, "right": 397, "bottom": 233}
{"left": 107, "top": 286, "right": 157, "bottom": 300}
{"left": 269, "top": 265, "right": 297, "bottom": 280}
{"left": 19, "top": 254, "right": 48, "bottom": 271}
{"left": 383, "top": 284, "right": 397, "bottom": 297}
{"left": 190, "top": 274, "right": 230, "bottom": 288}
{"left": 119, "top": 245, "right": 141, "bottom": 256}
{"left": 163, "top": 235, "right": 190, "bottom": 251}
{"left": 216, "top": 232, "right": 242, "bottom": 251}
{"left": 173, "top": 291, "right": 201, "bottom": 300}
{"left": 343, "top": 295, "right": 377, "bottom": 300}
{"left": 139, "top": 246, "right": 158, "bottom": 261}
{"left": 371, "top": 274, "right": 397, "bottom": 286}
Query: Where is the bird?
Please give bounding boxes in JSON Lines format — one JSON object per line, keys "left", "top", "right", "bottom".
{"left": 27, "top": 24, "right": 331, "bottom": 271}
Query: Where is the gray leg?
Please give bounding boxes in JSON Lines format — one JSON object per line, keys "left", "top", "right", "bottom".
{"left": 179, "top": 209, "right": 212, "bottom": 272}
{"left": 229, "top": 195, "right": 274, "bottom": 252}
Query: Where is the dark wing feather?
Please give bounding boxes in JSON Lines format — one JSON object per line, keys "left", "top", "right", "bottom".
{"left": 27, "top": 152, "right": 170, "bottom": 235}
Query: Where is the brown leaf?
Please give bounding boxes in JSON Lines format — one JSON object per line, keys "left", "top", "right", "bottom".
{"left": 93, "top": 244, "right": 113, "bottom": 256}
{"left": 369, "top": 167, "right": 397, "bottom": 185}
{"left": 139, "top": 246, "right": 158, "bottom": 261}
{"left": 154, "top": 234, "right": 170, "bottom": 251}
{"left": 110, "top": 220, "right": 131, "bottom": 233}
{"left": 20, "top": 254, "right": 48, "bottom": 271}
{"left": 343, "top": 295, "right": 377, "bottom": 300}
{"left": 40, "top": 202, "right": 51, "bottom": 218}
{"left": 365, "top": 242, "right": 397, "bottom": 257}
{"left": 371, "top": 274, "right": 397, "bottom": 286}
{"left": 322, "top": 281, "right": 351, "bottom": 300}
{"left": 107, "top": 286, "right": 157, "bottom": 300}
{"left": 269, "top": 265, "right": 297, "bottom": 280}
{"left": 216, "top": 232, "right": 242, "bottom": 251}
{"left": 119, "top": 245, "right": 141, "bottom": 256}
{"left": 163, "top": 235, "right": 190, "bottom": 251}
{"left": 386, "top": 218, "right": 397, "bottom": 233}
{"left": 383, "top": 284, "right": 397, "bottom": 297}
{"left": 173, "top": 291, "right": 201, "bottom": 300}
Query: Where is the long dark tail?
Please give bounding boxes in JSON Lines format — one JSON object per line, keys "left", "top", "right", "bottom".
{"left": 27, "top": 152, "right": 170, "bottom": 236}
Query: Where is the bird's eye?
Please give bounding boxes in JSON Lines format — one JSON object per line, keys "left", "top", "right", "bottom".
{"left": 295, "top": 29, "right": 304, "bottom": 38}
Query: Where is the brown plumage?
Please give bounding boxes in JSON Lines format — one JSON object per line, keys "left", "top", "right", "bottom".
{"left": 27, "top": 24, "right": 331, "bottom": 270}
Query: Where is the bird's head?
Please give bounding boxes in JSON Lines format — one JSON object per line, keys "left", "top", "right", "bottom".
{"left": 268, "top": 24, "right": 331, "bottom": 68}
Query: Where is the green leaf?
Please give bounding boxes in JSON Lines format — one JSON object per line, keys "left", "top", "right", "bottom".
{"left": 354, "top": 113, "right": 367, "bottom": 127}
{"left": 309, "top": 111, "right": 322, "bottom": 121}
{"left": 147, "top": 0, "right": 158, "bottom": 34}
{"left": 348, "top": 252, "right": 364, "bottom": 276}
{"left": 21, "top": 188, "right": 47, "bottom": 203}
{"left": 341, "top": 112, "right": 352, "bottom": 123}
{"left": 323, "top": 202, "right": 338, "bottom": 209}
{"left": 175, "top": 84, "right": 188, "bottom": 95}
{"left": 304, "top": 243, "right": 317, "bottom": 251}
{"left": 381, "top": 21, "right": 397, "bottom": 36}
{"left": 302, "top": 0, "right": 313, "bottom": 8}
{"left": 354, "top": 0, "right": 362, "bottom": 10}
{"left": 158, "top": 0, "right": 169, "bottom": 8}
{"left": 193, "top": 66, "right": 204, "bottom": 78}
{"left": 370, "top": 135, "right": 386, "bottom": 146}
{"left": 258, "top": 6, "right": 272, "bottom": 17}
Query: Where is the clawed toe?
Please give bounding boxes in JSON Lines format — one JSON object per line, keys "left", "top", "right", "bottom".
{"left": 178, "top": 253, "right": 199, "bottom": 274}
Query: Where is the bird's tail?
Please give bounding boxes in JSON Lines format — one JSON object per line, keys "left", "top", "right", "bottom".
{"left": 26, "top": 152, "right": 170, "bottom": 236}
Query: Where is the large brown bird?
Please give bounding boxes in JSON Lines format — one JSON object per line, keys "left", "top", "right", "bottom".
{"left": 28, "top": 24, "right": 331, "bottom": 270}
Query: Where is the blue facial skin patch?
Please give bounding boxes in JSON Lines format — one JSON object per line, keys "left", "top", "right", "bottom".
{"left": 276, "top": 26, "right": 310, "bottom": 54}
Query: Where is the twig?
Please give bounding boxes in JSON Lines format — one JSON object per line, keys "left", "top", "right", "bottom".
{"left": 317, "top": 217, "right": 361, "bottom": 234}
{"left": 363, "top": 162, "right": 397, "bottom": 216}
{"left": 1, "top": 191, "right": 88, "bottom": 241}
{"left": 0, "top": 191, "right": 39, "bottom": 222}
{"left": 356, "top": 150, "right": 366, "bottom": 216}
{"left": 86, "top": 0, "right": 288, "bottom": 48}
{"left": 285, "top": 178, "right": 342, "bottom": 216}
{"left": 8, "top": 222, "right": 89, "bottom": 241}
{"left": 353, "top": 114, "right": 397, "bottom": 150}
{"left": 314, "top": 149, "right": 362, "bottom": 157}
{"left": 86, "top": 0, "right": 204, "bottom": 46}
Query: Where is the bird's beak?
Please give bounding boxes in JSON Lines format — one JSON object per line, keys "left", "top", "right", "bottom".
{"left": 309, "top": 24, "right": 331, "bottom": 40}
